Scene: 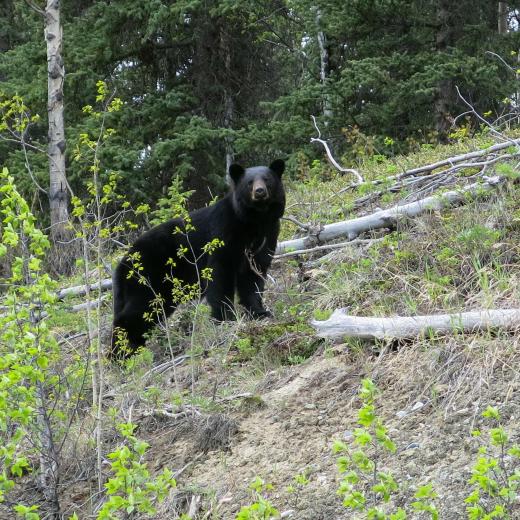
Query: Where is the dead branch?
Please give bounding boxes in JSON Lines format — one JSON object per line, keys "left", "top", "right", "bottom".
{"left": 348, "top": 150, "right": 519, "bottom": 208}
{"left": 57, "top": 278, "right": 113, "bottom": 299}
{"left": 136, "top": 404, "right": 202, "bottom": 422}
{"left": 282, "top": 215, "right": 311, "bottom": 231}
{"left": 274, "top": 238, "right": 383, "bottom": 259}
{"left": 70, "top": 296, "right": 108, "bottom": 313}
{"left": 311, "top": 308, "right": 520, "bottom": 340}
{"left": 455, "top": 86, "right": 519, "bottom": 144}
{"left": 339, "top": 138, "right": 520, "bottom": 194}
{"left": 310, "top": 116, "right": 364, "bottom": 184}
{"left": 276, "top": 175, "right": 505, "bottom": 254}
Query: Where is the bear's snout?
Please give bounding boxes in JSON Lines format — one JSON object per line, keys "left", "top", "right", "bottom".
{"left": 252, "top": 179, "right": 268, "bottom": 200}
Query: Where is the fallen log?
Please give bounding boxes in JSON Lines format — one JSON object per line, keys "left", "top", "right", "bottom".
{"left": 311, "top": 308, "right": 520, "bottom": 340}
{"left": 276, "top": 175, "right": 504, "bottom": 254}
{"left": 57, "top": 278, "right": 113, "bottom": 299}
{"left": 356, "top": 138, "right": 520, "bottom": 189}
{"left": 274, "top": 238, "right": 383, "bottom": 259}
{"left": 56, "top": 173, "right": 508, "bottom": 295}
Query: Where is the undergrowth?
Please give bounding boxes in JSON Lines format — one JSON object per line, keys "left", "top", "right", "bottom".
{"left": 1, "top": 125, "right": 520, "bottom": 518}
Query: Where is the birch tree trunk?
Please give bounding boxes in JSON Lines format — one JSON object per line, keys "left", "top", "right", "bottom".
{"left": 45, "top": 0, "right": 69, "bottom": 243}
{"left": 498, "top": 2, "right": 508, "bottom": 34}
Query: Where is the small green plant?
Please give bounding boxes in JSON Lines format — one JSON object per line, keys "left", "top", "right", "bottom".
{"left": 149, "top": 175, "right": 194, "bottom": 226}
{"left": 465, "top": 406, "right": 520, "bottom": 519}
{"left": 313, "top": 308, "right": 332, "bottom": 321}
{"left": 495, "top": 163, "right": 520, "bottom": 180}
{"left": 96, "top": 422, "right": 176, "bottom": 519}
{"left": 0, "top": 168, "right": 64, "bottom": 516}
{"left": 286, "top": 468, "right": 311, "bottom": 509}
{"left": 236, "top": 477, "right": 279, "bottom": 520}
{"left": 458, "top": 225, "right": 501, "bottom": 250}
{"left": 333, "top": 379, "right": 438, "bottom": 519}
{"left": 235, "top": 337, "right": 257, "bottom": 360}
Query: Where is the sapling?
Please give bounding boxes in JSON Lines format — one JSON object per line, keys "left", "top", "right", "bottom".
{"left": 236, "top": 477, "right": 280, "bottom": 520}
{"left": 95, "top": 422, "right": 176, "bottom": 519}
{"left": 333, "top": 378, "right": 438, "bottom": 519}
{"left": 465, "top": 406, "right": 520, "bottom": 519}
{"left": 0, "top": 167, "right": 62, "bottom": 517}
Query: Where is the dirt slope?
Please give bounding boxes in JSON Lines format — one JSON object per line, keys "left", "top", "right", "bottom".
{"left": 144, "top": 327, "right": 520, "bottom": 519}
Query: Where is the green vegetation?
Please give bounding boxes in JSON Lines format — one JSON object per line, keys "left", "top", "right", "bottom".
{"left": 466, "top": 407, "right": 520, "bottom": 519}
{"left": 1, "top": 1, "right": 520, "bottom": 517}
{"left": 232, "top": 322, "right": 318, "bottom": 365}
{"left": 97, "top": 423, "right": 176, "bottom": 519}
{"left": 1, "top": 1, "right": 520, "bottom": 214}
{"left": 235, "top": 477, "right": 279, "bottom": 520}
{"left": 333, "top": 379, "right": 439, "bottom": 519}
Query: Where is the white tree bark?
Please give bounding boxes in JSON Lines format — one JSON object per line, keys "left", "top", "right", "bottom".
{"left": 368, "top": 137, "right": 520, "bottom": 187}
{"left": 57, "top": 278, "right": 113, "bottom": 299}
{"left": 311, "top": 308, "right": 520, "bottom": 340}
{"left": 276, "top": 175, "right": 504, "bottom": 254}
{"left": 45, "top": 0, "right": 69, "bottom": 241}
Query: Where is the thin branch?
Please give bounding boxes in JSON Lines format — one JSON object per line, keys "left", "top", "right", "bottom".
{"left": 486, "top": 51, "right": 516, "bottom": 75}
{"left": 274, "top": 238, "right": 383, "bottom": 259}
{"left": 281, "top": 215, "right": 311, "bottom": 231}
{"left": 455, "top": 86, "right": 520, "bottom": 146}
{"left": 24, "top": 0, "right": 45, "bottom": 16}
{"left": 310, "top": 116, "right": 364, "bottom": 184}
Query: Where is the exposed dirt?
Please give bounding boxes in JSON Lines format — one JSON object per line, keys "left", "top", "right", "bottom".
{"left": 140, "top": 330, "right": 520, "bottom": 519}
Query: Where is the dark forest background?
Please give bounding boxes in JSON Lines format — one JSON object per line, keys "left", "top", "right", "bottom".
{"left": 2, "top": 0, "right": 520, "bottom": 212}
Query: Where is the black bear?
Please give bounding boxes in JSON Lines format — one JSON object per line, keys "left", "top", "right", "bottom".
{"left": 111, "top": 159, "right": 285, "bottom": 358}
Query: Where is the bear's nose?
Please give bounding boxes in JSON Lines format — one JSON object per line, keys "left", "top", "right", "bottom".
{"left": 254, "top": 186, "right": 267, "bottom": 199}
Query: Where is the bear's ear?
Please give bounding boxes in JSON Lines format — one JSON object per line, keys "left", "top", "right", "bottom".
{"left": 269, "top": 159, "right": 285, "bottom": 178}
{"left": 229, "top": 164, "right": 245, "bottom": 184}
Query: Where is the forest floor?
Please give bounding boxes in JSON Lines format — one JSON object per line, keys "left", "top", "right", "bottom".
{"left": 3, "top": 136, "right": 520, "bottom": 519}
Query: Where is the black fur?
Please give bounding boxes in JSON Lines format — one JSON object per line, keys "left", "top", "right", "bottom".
{"left": 110, "top": 160, "right": 285, "bottom": 359}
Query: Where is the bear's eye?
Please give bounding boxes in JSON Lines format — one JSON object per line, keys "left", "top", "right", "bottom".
{"left": 247, "top": 180, "right": 253, "bottom": 186}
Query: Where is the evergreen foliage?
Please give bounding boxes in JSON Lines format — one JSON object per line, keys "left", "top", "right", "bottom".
{"left": 1, "top": 0, "right": 520, "bottom": 216}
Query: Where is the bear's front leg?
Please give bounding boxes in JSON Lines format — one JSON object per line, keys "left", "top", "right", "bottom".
{"left": 237, "top": 248, "right": 273, "bottom": 319}
{"left": 205, "top": 258, "right": 236, "bottom": 321}
{"left": 237, "top": 270, "right": 272, "bottom": 318}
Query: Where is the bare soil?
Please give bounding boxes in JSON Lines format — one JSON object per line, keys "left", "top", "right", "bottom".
{"left": 141, "top": 330, "right": 520, "bottom": 519}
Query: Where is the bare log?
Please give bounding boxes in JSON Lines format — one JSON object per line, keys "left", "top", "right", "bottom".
{"left": 311, "top": 308, "right": 520, "bottom": 340}
{"left": 57, "top": 278, "right": 112, "bottom": 299}
{"left": 342, "top": 138, "right": 520, "bottom": 192}
{"left": 274, "top": 238, "right": 383, "bottom": 259}
{"left": 71, "top": 297, "right": 108, "bottom": 312}
{"left": 276, "top": 175, "right": 504, "bottom": 254}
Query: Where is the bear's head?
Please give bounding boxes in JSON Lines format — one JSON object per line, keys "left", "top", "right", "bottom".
{"left": 229, "top": 159, "right": 285, "bottom": 219}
